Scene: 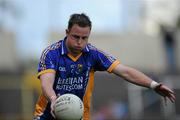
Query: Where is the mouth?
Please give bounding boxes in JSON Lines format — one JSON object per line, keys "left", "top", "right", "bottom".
{"left": 74, "top": 46, "right": 82, "bottom": 50}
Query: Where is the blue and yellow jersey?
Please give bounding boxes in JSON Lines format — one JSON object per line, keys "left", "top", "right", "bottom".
{"left": 34, "top": 37, "right": 120, "bottom": 120}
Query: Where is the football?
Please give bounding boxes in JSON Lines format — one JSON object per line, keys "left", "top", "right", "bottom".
{"left": 54, "top": 93, "right": 84, "bottom": 120}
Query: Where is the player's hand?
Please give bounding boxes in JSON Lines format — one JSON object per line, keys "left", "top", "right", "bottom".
{"left": 50, "top": 95, "right": 57, "bottom": 118}
{"left": 50, "top": 99, "right": 56, "bottom": 118}
{"left": 154, "top": 84, "right": 176, "bottom": 104}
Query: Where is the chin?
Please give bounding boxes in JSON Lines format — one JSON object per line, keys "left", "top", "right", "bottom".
{"left": 75, "top": 51, "right": 82, "bottom": 54}
{"left": 72, "top": 50, "right": 81, "bottom": 54}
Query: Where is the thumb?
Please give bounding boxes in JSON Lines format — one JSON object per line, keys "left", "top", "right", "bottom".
{"left": 51, "top": 109, "right": 56, "bottom": 118}
{"left": 50, "top": 100, "right": 56, "bottom": 118}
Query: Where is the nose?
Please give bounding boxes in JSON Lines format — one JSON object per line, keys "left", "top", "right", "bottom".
{"left": 77, "top": 38, "right": 83, "bottom": 44}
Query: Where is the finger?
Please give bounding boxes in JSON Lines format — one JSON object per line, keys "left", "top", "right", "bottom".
{"left": 50, "top": 102, "right": 56, "bottom": 118}
{"left": 169, "top": 97, "right": 175, "bottom": 103}
{"left": 162, "top": 85, "right": 174, "bottom": 94}
{"left": 161, "top": 87, "right": 175, "bottom": 98}
{"left": 166, "top": 88, "right": 174, "bottom": 94}
{"left": 169, "top": 94, "right": 176, "bottom": 103}
{"left": 164, "top": 92, "right": 175, "bottom": 103}
{"left": 168, "top": 96, "right": 175, "bottom": 103}
{"left": 164, "top": 97, "right": 167, "bottom": 106}
{"left": 51, "top": 110, "right": 56, "bottom": 118}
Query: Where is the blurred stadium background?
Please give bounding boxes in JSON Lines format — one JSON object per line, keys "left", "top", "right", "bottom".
{"left": 0, "top": 0, "right": 180, "bottom": 120}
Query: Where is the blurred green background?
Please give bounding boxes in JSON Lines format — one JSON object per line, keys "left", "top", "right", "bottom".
{"left": 0, "top": 0, "right": 180, "bottom": 120}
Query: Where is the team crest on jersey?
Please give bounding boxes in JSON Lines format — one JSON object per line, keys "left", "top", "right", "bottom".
{"left": 77, "top": 64, "right": 83, "bottom": 73}
{"left": 70, "top": 64, "right": 83, "bottom": 75}
{"left": 59, "top": 66, "right": 66, "bottom": 72}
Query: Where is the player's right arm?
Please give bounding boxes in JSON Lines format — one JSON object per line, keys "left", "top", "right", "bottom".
{"left": 37, "top": 43, "right": 60, "bottom": 117}
{"left": 40, "top": 72, "right": 57, "bottom": 101}
{"left": 40, "top": 72, "right": 57, "bottom": 117}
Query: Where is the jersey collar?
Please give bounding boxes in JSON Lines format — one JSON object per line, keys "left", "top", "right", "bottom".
{"left": 61, "top": 37, "right": 90, "bottom": 55}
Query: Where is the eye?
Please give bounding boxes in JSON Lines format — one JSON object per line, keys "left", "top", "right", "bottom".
{"left": 82, "top": 36, "right": 88, "bottom": 40}
{"left": 71, "top": 34, "right": 88, "bottom": 41}
{"left": 72, "top": 35, "right": 80, "bottom": 39}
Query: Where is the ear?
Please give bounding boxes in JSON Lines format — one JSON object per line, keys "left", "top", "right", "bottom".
{"left": 66, "top": 29, "right": 69, "bottom": 35}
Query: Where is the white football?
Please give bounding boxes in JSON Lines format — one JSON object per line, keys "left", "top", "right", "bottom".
{"left": 54, "top": 94, "right": 84, "bottom": 120}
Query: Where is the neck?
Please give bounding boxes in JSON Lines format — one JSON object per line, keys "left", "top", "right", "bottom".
{"left": 67, "top": 46, "right": 82, "bottom": 57}
{"left": 69, "top": 51, "right": 81, "bottom": 57}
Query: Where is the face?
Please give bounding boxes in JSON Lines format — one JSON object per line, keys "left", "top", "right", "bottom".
{"left": 66, "top": 24, "right": 91, "bottom": 56}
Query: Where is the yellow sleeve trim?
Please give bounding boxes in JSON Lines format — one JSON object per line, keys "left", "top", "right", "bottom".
{"left": 37, "top": 69, "right": 56, "bottom": 78}
{"left": 107, "top": 60, "right": 120, "bottom": 73}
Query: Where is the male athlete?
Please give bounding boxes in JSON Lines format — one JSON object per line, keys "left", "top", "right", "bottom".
{"left": 33, "top": 13, "right": 176, "bottom": 120}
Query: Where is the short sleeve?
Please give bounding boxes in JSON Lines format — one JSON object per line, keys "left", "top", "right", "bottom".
{"left": 37, "top": 48, "right": 57, "bottom": 78}
{"left": 93, "top": 49, "right": 120, "bottom": 72}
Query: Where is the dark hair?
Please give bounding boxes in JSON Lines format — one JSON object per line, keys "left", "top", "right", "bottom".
{"left": 68, "top": 13, "right": 92, "bottom": 30}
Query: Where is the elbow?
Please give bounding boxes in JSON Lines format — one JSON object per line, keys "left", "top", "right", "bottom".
{"left": 113, "top": 64, "right": 131, "bottom": 79}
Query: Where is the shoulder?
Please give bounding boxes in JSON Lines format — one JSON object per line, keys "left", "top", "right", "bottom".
{"left": 87, "top": 43, "right": 106, "bottom": 54}
{"left": 86, "top": 43, "right": 108, "bottom": 57}
{"left": 45, "top": 40, "right": 61, "bottom": 51}
{"left": 41, "top": 40, "right": 62, "bottom": 57}
{"left": 87, "top": 43, "right": 98, "bottom": 52}
{"left": 87, "top": 43, "right": 117, "bottom": 61}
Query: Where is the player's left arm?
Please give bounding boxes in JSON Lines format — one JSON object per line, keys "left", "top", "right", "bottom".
{"left": 112, "top": 64, "right": 176, "bottom": 103}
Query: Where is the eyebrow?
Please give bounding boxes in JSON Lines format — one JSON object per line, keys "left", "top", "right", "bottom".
{"left": 71, "top": 34, "right": 88, "bottom": 39}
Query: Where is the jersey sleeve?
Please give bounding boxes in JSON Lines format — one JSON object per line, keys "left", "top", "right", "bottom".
{"left": 37, "top": 48, "right": 57, "bottom": 78}
{"left": 93, "top": 49, "right": 120, "bottom": 73}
